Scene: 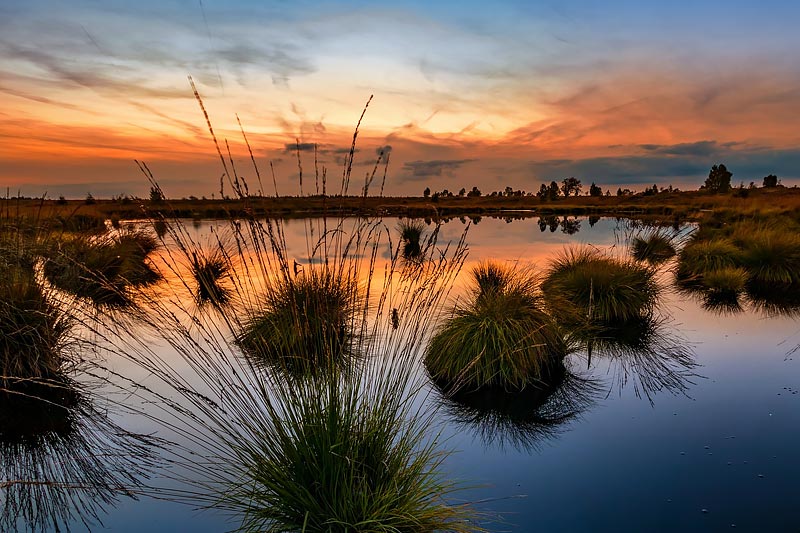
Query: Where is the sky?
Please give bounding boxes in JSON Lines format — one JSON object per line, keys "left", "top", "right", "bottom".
{"left": 1, "top": 0, "right": 799, "bottom": 198}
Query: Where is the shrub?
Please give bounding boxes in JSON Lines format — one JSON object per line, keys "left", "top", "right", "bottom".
{"left": 425, "top": 262, "right": 568, "bottom": 392}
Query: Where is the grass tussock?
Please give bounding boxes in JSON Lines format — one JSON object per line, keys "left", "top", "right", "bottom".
{"left": 630, "top": 230, "right": 676, "bottom": 264}
{"left": 189, "top": 248, "right": 231, "bottom": 306}
{"left": 398, "top": 218, "right": 426, "bottom": 260}
{"left": 542, "top": 247, "right": 659, "bottom": 325}
{"left": 43, "top": 229, "right": 160, "bottom": 307}
{"left": 425, "top": 261, "right": 568, "bottom": 392}
{"left": 238, "top": 269, "right": 360, "bottom": 376}
{"left": 1, "top": 267, "right": 70, "bottom": 386}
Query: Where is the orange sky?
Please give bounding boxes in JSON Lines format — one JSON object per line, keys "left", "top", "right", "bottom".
{"left": 2, "top": 1, "right": 799, "bottom": 197}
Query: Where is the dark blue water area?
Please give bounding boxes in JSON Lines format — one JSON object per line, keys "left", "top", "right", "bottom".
{"left": 34, "top": 217, "right": 800, "bottom": 531}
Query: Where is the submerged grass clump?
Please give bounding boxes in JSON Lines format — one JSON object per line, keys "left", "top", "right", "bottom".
{"left": 630, "top": 230, "right": 676, "bottom": 264}
{"left": 425, "top": 261, "right": 568, "bottom": 392}
{"left": 542, "top": 247, "right": 659, "bottom": 325}
{"left": 238, "top": 270, "right": 360, "bottom": 376}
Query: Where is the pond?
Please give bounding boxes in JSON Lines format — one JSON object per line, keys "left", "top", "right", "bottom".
{"left": 4, "top": 215, "right": 800, "bottom": 532}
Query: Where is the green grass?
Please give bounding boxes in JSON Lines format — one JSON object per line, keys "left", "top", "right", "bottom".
{"left": 734, "top": 227, "right": 800, "bottom": 285}
{"left": 238, "top": 270, "right": 360, "bottom": 376}
{"left": 630, "top": 230, "right": 676, "bottom": 264}
{"left": 703, "top": 267, "right": 749, "bottom": 294}
{"left": 425, "top": 262, "right": 568, "bottom": 392}
{"left": 675, "top": 238, "right": 743, "bottom": 283}
{"left": 542, "top": 247, "right": 660, "bottom": 324}
{"left": 223, "top": 377, "right": 473, "bottom": 532}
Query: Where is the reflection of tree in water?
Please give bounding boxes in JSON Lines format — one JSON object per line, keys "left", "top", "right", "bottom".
{"left": 430, "top": 361, "right": 601, "bottom": 453}
{"left": 582, "top": 316, "right": 699, "bottom": 405}
{"left": 0, "top": 376, "right": 158, "bottom": 532}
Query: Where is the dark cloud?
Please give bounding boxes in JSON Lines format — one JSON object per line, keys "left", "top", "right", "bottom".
{"left": 638, "top": 140, "right": 739, "bottom": 157}
{"left": 376, "top": 145, "right": 392, "bottom": 155}
{"left": 528, "top": 144, "right": 800, "bottom": 186}
{"left": 401, "top": 159, "right": 476, "bottom": 180}
{"left": 283, "top": 142, "right": 318, "bottom": 153}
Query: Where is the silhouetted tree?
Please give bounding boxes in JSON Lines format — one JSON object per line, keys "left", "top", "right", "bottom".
{"left": 703, "top": 164, "right": 732, "bottom": 192}
{"left": 763, "top": 174, "right": 779, "bottom": 188}
{"left": 467, "top": 186, "right": 482, "bottom": 197}
{"left": 423, "top": 187, "right": 431, "bottom": 198}
{"left": 589, "top": 182, "right": 603, "bottom": 197}
{"left": 561, "top": 177, "right": 582, "bottom": 196}
{"left": 149, "top": 185, "right": 165, "bottom": 203}
{"left": 84, "top": 192, "right": 95, "bottom": 205}
{"left": 458, "top": 187, "right": 466, "bottom": 197}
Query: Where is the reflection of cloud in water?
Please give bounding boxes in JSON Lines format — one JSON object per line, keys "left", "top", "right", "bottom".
{"left": 0, "top": 376, "right": 158, "bottom": 532}
{"left": 431, "top": 361, "right": 601, "bottom": 453}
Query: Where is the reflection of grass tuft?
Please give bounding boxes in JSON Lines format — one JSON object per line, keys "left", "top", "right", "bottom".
{"left": 425, "top": 262, "right": 567, "bottom": 392}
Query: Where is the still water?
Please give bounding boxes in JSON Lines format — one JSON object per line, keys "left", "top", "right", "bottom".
{"left": 8, "top": 216, "right": 800, "bottom": 532}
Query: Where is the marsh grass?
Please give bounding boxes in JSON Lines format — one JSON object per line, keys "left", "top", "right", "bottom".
{"left": 630, "top": 230, "right": 676, "bottom": 264}
{"left": 238, "top": 270, "right": 361, "bottom": 376}
{"left": 542, "top": 247, "right": 659, "bottom": 325}
{"left": 425, "top": 262, "right": 568, "bottom": 392}
{"left": 43, "top": 229, "right": 161, "bottom": 307}
{"left": 398, "top": 218, "right": 425, "bottom": 260}
{"left": 100, "top": 89, "right": 478, "bottom": 531}
{"left": 189, "top": 248, "right": 231, "bottom": 306}
{"left": 1, "top": 267, "right": 71, "bottom": 386}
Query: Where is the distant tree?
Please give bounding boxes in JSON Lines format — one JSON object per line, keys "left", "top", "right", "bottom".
{"left": 458, "top": 187, "right": 466, "bottom": 197}
{"left": 703, "top": 164, "right": 733, "bottom": 192}
{"left": 467, "top": 186, "right": 482, "bottom": 197}
{"left": 149, "top": 185, "right": 165, "bottom": 203}
{"left": 763, "top": 174, "right": 779, "bottom": 188}
{"left": 56, "top": 195, "right": 67, "bottom": 205}
{"left": 561, "top": 177, "right": 582, "bottom": 197}
{"left": 423, "top": 187, "right": 431, "bottom": 198}
{"left": 547, "top": 181, "right": 561, "bottom": 201}
{"left": 589, "top": 182, "right": 603, "bottom": 197}
{"left": 84, "top": 192, "right": 95, "bottom": 205}
{"left": 504, "top": 186, "right": 514, "bottom": 197}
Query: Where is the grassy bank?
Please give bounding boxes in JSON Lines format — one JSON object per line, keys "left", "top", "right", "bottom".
{"left": 4, "top": 186, "right": 800, "bottom": 226}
